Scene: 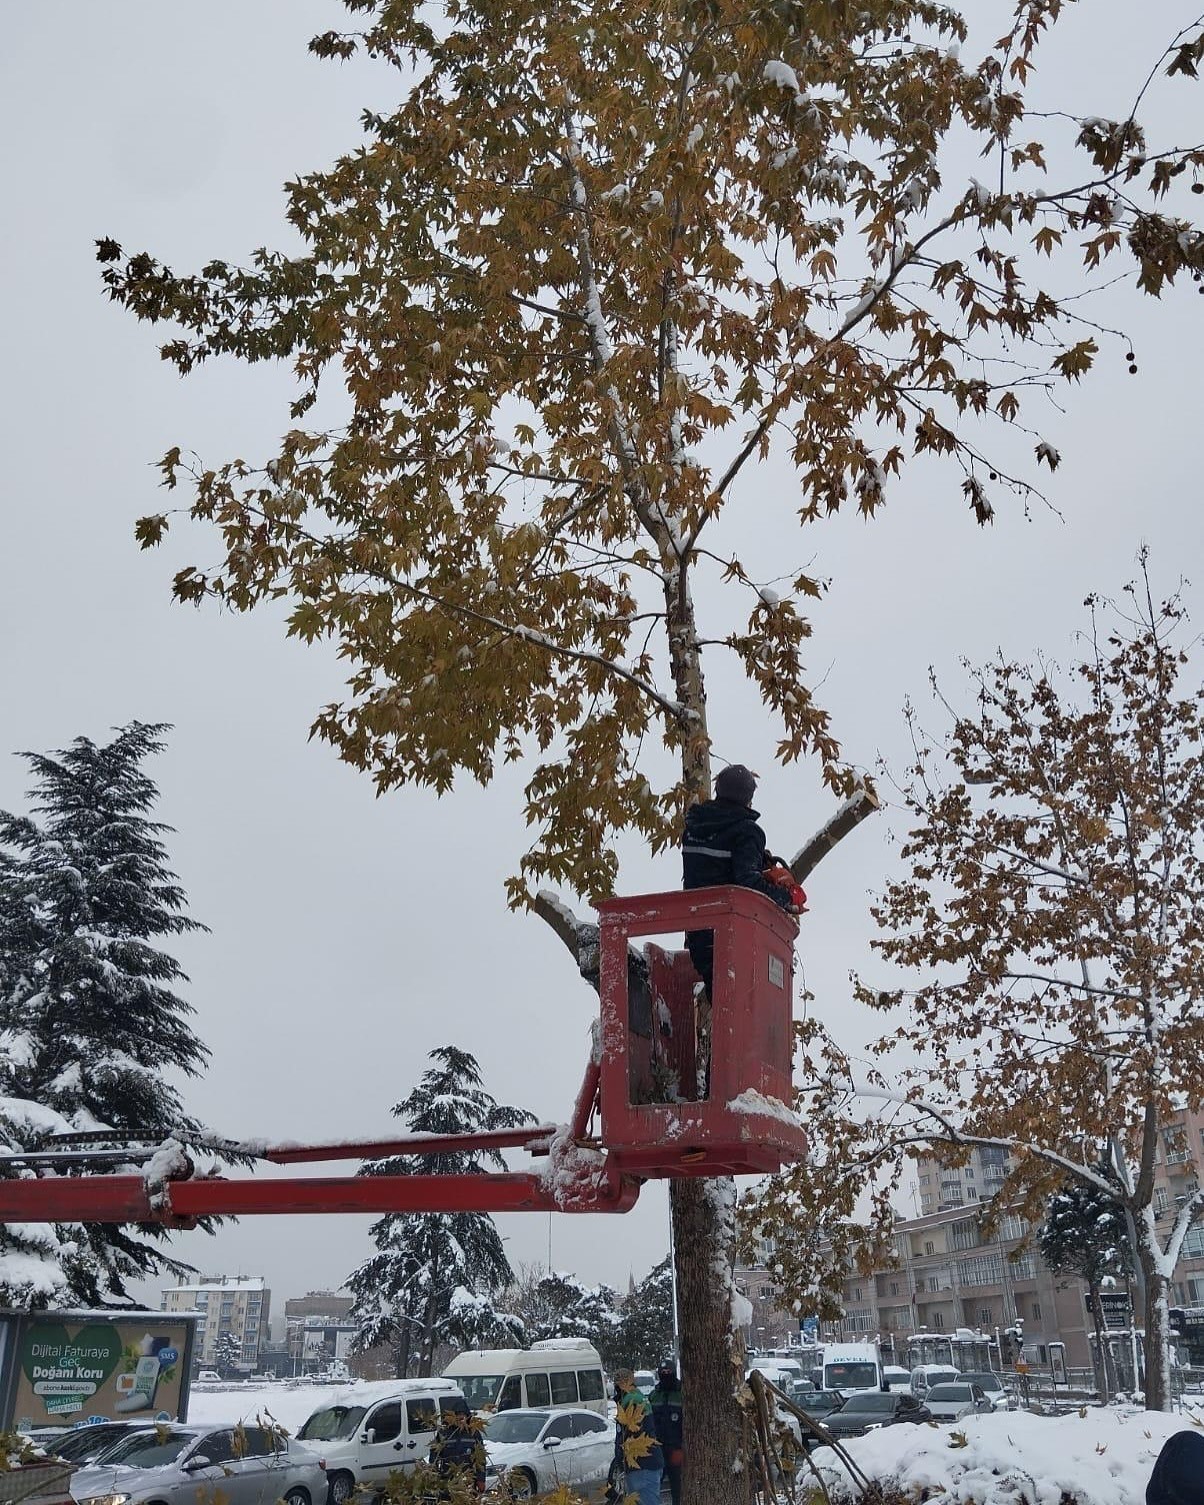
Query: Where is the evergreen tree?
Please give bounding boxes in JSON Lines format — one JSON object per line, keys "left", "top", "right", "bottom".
{"left": 347, "top": 1047, "right": 533, "bottom": 1377}
{"left": 1039, "top": 1176, "right": 1133, "bottom": 1399}
{"left": 213, "top": 1329, "right": 242, "bottom": 1375}
{"left": 612, "top": 1257, "right": 675, "bottom": 1374}
{"left": 0, "top": 722, "right": 209, "bottom": 1306}
{"left": 524, "top": 1270, "right": 622, "bottom": 1362}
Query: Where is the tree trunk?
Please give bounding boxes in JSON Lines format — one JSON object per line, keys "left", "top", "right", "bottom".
{"left": 1134, "top": 1209, "right": 1172, "bottom": 1411}
{"left": 672, "top": 1179, "right": 748, "bottom": 1505}
{"left": 661, "top": 567, "right": 751, "bottom": 1504}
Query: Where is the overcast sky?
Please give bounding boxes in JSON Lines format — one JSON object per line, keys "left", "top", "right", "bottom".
{"left": 2, "top": 2, "right": 1202, "bottom": 1333}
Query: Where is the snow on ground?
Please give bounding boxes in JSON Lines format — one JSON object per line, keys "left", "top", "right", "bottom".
{"left": 813, "top": 1406, "right": 1204, "bottom": 1505}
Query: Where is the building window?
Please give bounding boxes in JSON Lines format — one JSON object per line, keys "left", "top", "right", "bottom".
{"left": 924, "top": 1241, "right": 935, "bottom": 1256}
{"left": 951, "top": 1219, "right": 979, "bottom": 1251}
{"left": 889, "top": 1282, "right": 900, "bottom": 1297}
{"left": 1031, "top": 1302, "right": 1042, "bottom": 1321}
{"left": 1181, "top": 1224, "right": 1204, "bottom": 1259}
{"left": 932, "top": 1313, "right": 945, "bottom": 1330}
{"left": 979, "top": 1307, "right": 993, "bottom": 1325}
{"left": 966, "top": 1188, "right": 979, "bottom": 1200}
{"left": 1154, "top": 1187, "right": 1171, "bottom": 1215}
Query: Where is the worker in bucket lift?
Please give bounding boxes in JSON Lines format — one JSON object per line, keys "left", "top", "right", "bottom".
{"left": 681, "top": 763, "right": 803, "bottom": 1000}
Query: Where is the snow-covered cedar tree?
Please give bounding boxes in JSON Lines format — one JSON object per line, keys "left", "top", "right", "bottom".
{"left": 0, "top": 722, "right": 210, "bottom": 1307}
{"left": 524, "top": 1269, "right": 622, "bottom": 1358}
{"left": 611, "top": 1256, "right": 676, "bottom": 1374}
{"left": 98, "top": 0, "right": 1204, "bottom": 1484}
{"left": 748, "top": 562, "right": 1204, "bottom": 1412}
{"left": 1039, "top": 1175, "right": 1133, "bottom": 1399}
{"left": 213, "top": 1329, "right": 242, "bottom": 1375}
{"left": 346, "top": 1047, "right": 533, "bottom": 1378}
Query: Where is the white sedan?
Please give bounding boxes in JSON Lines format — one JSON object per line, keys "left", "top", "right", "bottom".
{"left": 922, "top": 1382, "right": 996, "bottom": 1422}
{"left": 482, "top": 1407, "right": 614, "bottom": 1497}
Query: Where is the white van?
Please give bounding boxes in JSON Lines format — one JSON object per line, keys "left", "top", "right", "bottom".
{"left": 910, "top": 1363, "right": 960, "bottom": 1401}
{"left": 296, "top": 1377, "right": 464, "bottom": 1504}
{"left": 443, "top": 1339, "right": 607, "bottom": 1416}
{"left": 820, "top": 1343, "right": 884, "bottom": 1395}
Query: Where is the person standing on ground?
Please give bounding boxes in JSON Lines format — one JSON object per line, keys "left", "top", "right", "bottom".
{"left": 648, "top": 1360, "right": 684, "bottom": 1505}
{"left": 613, "top": 1366, "right": 663, "bottom": 1505}
{"left": 1147, "top": 1430, "right": 1204, "bottom": 1505}
{"left": 681, "top": 763, "right": 799, "bottom": 998}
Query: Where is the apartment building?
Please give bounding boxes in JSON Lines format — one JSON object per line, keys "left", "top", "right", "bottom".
{"left": 283, "top": 1290, "right": 355, "bottom": 1371}
{"left": 852, "top": 1205, "right": 1090, "bottom": 1364}
{"left": 915, "top": 1144, "right": 1011, "bottom": 1217}
{"left": 161, "top": 1275, "right": 270, "bottom": 1372}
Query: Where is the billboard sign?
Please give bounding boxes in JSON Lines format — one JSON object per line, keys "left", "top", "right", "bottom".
{"left": 9, "top": 1316, "right": 194, "bottom": 1427}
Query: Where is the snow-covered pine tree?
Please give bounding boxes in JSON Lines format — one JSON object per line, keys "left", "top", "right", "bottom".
{"left": 517, "top": 1270, "right": 622, "bottom": 1366}
{"left": 213, "top": 1329, "right": 242, "bottom": 1376}
{"left": 612, "top": 1257, "right": 675, "bottom": 1374}
{"left": 0, "top": 722, "right": 210, "bottom": 1306}
{"left": 346, "top": 1047, "right": 533, "bottom": 1377}
{"left": 1039, "top": 1177, "right": 1133, "bottom": 1399}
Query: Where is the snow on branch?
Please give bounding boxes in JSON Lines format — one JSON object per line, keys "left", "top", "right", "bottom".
{"left": 853, "top": 1084, "right": 1115, "bottom": 1194}
{"left": 790, "top": 781, "right": 880, "bottom": 882}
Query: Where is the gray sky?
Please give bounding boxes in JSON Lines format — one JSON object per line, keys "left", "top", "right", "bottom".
{"left": 1, "top": 2, "right": 1201, "bottom": 1327}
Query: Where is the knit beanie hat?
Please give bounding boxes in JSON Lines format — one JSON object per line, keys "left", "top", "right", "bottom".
{"left": 715, "top": 764, "right": 757, "bottom": 804}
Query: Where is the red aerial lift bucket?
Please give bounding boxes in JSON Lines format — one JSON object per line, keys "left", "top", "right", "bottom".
{"left": 596, "top": 886, "right": 807, "bottom": 1177}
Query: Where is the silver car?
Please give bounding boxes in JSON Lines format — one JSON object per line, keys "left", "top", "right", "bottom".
{"left": 71, "top": 1424, "right": 327, "bottom": 1505}
{"left": 922, "top": 1382, "right": 996, "bottom": 1422}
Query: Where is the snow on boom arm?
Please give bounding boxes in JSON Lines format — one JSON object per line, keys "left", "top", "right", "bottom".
{"left": 0, "top": 884, "right": 812, "bottom": 1226}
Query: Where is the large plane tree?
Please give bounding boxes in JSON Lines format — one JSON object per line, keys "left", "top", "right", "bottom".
{"left": 98, "top": 0, "right": 1203, "bottom": 1489}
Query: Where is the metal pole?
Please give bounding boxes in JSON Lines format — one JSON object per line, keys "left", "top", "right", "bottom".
{"left": 669, "top": 1199, "right": 681, "bottom": 1366}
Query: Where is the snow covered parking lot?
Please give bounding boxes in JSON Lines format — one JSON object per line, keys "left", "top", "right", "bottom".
{"left": 811, "top": 1406, "right": 1204, "bottom": 1505}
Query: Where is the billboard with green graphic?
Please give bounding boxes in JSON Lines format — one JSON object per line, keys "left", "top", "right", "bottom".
{"left": 0, "top": 1311, "right": 196, "bottom": 1429}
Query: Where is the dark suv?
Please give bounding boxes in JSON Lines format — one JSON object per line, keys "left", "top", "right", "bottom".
{"left": 820, "top": 1391, "right": 931, "bottom": 1441}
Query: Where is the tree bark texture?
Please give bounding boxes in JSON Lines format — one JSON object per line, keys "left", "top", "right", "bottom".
{"left": 671, "top": 1178, "right": 749, "bottom": 1505}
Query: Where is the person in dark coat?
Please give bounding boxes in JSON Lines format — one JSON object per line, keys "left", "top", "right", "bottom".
{"left": 681, "top": 763, "right": 797, "bottom": 998}
{"left": 1147, "top": 1430, "right": 1204, "bottom": 1505}
{"left": 648, "top": 1360, "right": 684, "bottom": 1505}
{"left": 428, "top": 1397, "right": 485, "bottom": 1496}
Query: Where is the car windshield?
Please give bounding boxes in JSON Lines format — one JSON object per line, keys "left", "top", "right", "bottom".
{"left": 98, "top": 1432, "right": 195, "bottom": 1468}
{"left": 454, "top": 1375, "right": 505, "bottom": 1410}
{"left": 926, "top": 1385, "right": 971, "bottom": 1401}
{"left": 961, "top": 1373, "right": 1001, "bottom": 1390}
{"left": 485, "top": 1414, "right": 546, "bottom": 1445}
{"left": 824, "top": 1363, "right": 879, "bottom": 1391}
{"left": 806, "top": 1393, "right": 843, "bottom": 1413}
{"left": 52, "top": 1428, "right": 130, "bottom": 1461}
{"left": 841, "top": 1394, "right": 895, "bottom": 1413}
{"left": 298, "top": 1406, "right": 367, "bottom": 1441}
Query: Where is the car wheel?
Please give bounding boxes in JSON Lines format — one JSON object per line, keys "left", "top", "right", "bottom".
{"left": 507, "top": 1468, "right": 538, "bottom": 1499}
{"left": 284, "top": 1490, "right": 310, "bottom": 1505}
{"left": 327, "top": 1472, "right": 356, "bottom": 1505}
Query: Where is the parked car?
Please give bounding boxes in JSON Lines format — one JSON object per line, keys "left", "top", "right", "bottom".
{"left": 70, "top": 1424, "right": 326, "bottom": 1505}
{"left": 922, "top": 1383, "right": 995, "bottom": 1422}
{"left": 819, "top": 1392, "right": 931, "bottom": 1441}
{"left": 633, "top": 1370, "right": 657, "bottom": 1393}
{"left": 48, "top": 1425, "right": 152, "bottom": 1466}
{"left": 482, "top": 1407, "right": 614, "bottom": 1498}
{"left": 958, "top": 1371, "right": 1015, "bottom": 1411}
{"left": 296, "top": 1379, "right": 464, "bottom": 1504}
{"left": 197, "top": 1371, "right": 222, "bottom": 1382}
{"left": 882, "top": 1366, "right": 913, "bottom": 1392}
